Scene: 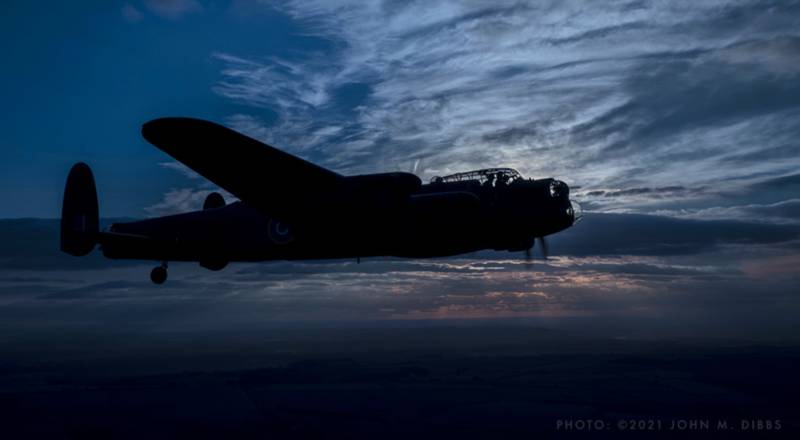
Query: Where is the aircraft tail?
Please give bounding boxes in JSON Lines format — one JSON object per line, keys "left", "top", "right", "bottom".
{"left": 60, "top": 162, "right": 99, "bottom": 256}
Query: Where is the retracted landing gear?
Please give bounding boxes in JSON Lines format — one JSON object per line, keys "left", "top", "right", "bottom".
{"left": 150, "top": 261, "right": 168, "bottom": 284}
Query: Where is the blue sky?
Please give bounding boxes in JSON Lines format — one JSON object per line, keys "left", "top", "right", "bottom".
{"left": 1, "top": 0, "right": 799, "bottom": 335}
{"left": 0, "top": 1, "right": 330, "bottom": 217}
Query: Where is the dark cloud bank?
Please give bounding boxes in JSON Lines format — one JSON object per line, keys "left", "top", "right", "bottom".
{"left": 1, "top": 214, "right": 798, "bottom": 340}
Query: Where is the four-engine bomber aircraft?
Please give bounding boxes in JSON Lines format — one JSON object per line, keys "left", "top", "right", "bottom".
{"left": 61, "top": 117, "right": 582, "bottom": 284}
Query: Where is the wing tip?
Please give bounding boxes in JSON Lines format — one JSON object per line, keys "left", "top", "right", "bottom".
{"left": 142, "top": 117, "right": 219, "bottom": 146}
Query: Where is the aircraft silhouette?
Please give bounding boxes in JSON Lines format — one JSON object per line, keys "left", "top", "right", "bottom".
{"left": 61, "top": 118, "right": 582, "bottom": 284}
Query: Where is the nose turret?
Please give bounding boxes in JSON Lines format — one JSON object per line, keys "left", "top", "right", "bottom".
{"left": 569, "top": 199, "right": 583, "bottom": 225}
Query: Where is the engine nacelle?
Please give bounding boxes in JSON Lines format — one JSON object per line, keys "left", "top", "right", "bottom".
{"left": 203, "top": 192, "right": 225, "bottom": 210}
{"left": 199, "top": 259, "right": 228, "bottom": 271}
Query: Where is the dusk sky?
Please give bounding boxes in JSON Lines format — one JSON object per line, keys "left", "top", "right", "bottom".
{"left": 1, "top": 0, "right": 799, "bottom": 338}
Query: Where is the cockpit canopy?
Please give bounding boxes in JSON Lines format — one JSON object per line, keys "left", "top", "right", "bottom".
{"left": 431, "top": 168, "right": 522, "bottom": 185}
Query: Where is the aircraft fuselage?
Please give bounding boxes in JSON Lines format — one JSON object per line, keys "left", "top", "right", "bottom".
{"left": 103, "top": 177, "right": 578, "bottom": 264}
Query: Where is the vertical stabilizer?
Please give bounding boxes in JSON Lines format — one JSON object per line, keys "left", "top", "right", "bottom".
{"left": 60, "top": 162, "right": 99, "bottom": 256}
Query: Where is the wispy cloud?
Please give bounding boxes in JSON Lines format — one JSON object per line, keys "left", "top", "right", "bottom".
{"left": 145, "top": 163, "right": 235, "bottom": 216}
{"left": 143, "top": 0, "right": 203, "bottom": 20}
{"left": 653, "top": 199, "right": 800, "bottom": 224}
{"left": 144, "top": 188, "right": 216, "bottom": 216}
{"left": 209, "top": 0, "right": 800, "bottom": 219}
{"left": 121, "top": 3, "right": 144, "bottom": 23}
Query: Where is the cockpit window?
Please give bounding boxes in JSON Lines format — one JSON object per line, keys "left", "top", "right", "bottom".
{"left": 549, "top": 180, "right": 569, "bottom": 198}
{"left": 431, "top": 168, "right": 522, "bottom": 185}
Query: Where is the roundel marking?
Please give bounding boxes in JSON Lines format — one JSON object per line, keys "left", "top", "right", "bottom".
{"left": 268, "top": 219, "right": 294, "bottom": 245}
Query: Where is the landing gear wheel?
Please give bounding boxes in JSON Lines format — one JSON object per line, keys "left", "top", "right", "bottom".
{"left": 150, "top": 265, "right": 168, "bottom": 284}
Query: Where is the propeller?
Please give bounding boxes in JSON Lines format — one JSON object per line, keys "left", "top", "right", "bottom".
{"left": 538, "top": 236, "right": 549, "bottom": 260}
{"left": 522, "top": 236, "right": 548, "bottom": 268}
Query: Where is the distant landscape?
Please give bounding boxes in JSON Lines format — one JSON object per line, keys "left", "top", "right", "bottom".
{"left": 2, "top": 323, "right": 798, "bottom": 438}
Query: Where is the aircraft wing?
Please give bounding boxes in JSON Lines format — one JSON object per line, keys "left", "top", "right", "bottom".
{"left": 142, "top": 117, "right": 343, "bottom": 220}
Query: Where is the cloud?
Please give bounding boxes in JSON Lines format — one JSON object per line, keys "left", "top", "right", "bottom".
{"left": 750, "top": 172, "right": 800, "bottom": 191}
{"left": 3, "top": 245, "right": 797, "bottom": 336}
{"left": 143, "top": 0, "right": 203, "bottom": 20}
{"left": 718, "top": 36, "right": 800, "bottom": 76}
{"left": 548, "top": 212, "right": 799, "bottom": 256}
{"left": 121, "top": 3, "right": 144, "bottom": 23}
{"left": 583, "top": 186, "right": 694, "bottom": 198}
{"left": 143, "top": 187, "right": 236, "bottom": 216}
{"left": 157, "top": 161, "right": 203, "bottom": 180}
{"left": 145, "top": 164, "right": 236, "bottom": 216}
{"left": 208, "top": 0, "right": 800, "bottom": 221}
{"left": 144, "top": 188, "right": 214, "bottom": 216}
{"left": 653, "top": 199, "right": 800, "bottom": 224}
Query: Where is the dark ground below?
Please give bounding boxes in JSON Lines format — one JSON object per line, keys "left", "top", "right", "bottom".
{"left": 1, "top": 324, "right": 798, "bottom": 439}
